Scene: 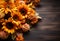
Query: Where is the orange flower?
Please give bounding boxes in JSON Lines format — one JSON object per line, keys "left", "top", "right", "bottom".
{"left": 2, "top": 19, "right": 17, "bottom": 34}
{"left": 17, "top": 4, "right": 29, "bottom": 15}
{"left": 17, "top": 4, "right": 35, "bottom": 19}
{"left": 0, "top": 31, "right": 9, "bottom": 39}
{"left": 21, "top": 23, "right": 30, "bottom": 32}
{"left": 11, "top": 10, "right": 24, "bottom": 21}
{"left": 16, "top": 33, "right": 24, "bottom": 41}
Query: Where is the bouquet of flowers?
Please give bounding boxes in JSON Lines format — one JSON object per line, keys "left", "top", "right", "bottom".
{"left": 0, "top": 0, "right": 41, "bottom": 41}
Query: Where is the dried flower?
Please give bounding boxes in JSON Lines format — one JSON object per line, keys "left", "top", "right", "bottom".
{"left": 0, "top": 31, "right": 9, "bottom": 39}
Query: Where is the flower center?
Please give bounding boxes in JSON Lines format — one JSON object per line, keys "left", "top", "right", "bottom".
{"left": 4, "top": 12, "right": 11, "bottom": 20}
{"left": 26, "top": 19, "right": 31, "bottom": 24}
{"left": 6, "top": 22, "right": 14, "bottom": 29}
{"left": 20, "top": 8, "right": 27, "bottom": 15}
{"left": 13, "top": 15, "right": 19, "bottom": 20}
{"left": 0, "top": 22, "right": 3, "bottom": 29}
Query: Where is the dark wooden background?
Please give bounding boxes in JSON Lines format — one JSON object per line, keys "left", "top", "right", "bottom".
{"left": 0, "top": 0, "right": 60, "bottom": 41}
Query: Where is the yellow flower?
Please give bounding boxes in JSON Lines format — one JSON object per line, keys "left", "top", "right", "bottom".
{"left": 17, "top": 4, "right": 29, "bottom": 15}
{"left": 2, "top": 26, "right": 15, "bottom": 34}
{"left": 17, "top": 4, "right": 35, "bottom": 19}
{"left": 11, "top": 11, "right": 24, "bottom": 21}
{"left": 2, "top": 19, "right": 17, "bottom": 34}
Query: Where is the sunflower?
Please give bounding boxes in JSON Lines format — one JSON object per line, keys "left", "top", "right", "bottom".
{"left": 17, "top": 3, "right": 35, "bottom": 19}
{"left": 2, "top": 18, "right": 17, "bottom": 34}
{"left": 11, "top": 10, "right": 24, "bottom": 21}
{"left": 17, "top": 4, "right": 28, "bottom": 15}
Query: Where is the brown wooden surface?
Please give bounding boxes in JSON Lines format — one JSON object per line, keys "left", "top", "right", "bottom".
{"left": 0, "top": 0, "right": 60, "bottom": 41}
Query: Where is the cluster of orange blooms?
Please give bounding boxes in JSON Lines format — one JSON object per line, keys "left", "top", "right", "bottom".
{"left": 0, "top": 0, "right": 41, "bottom": 41}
